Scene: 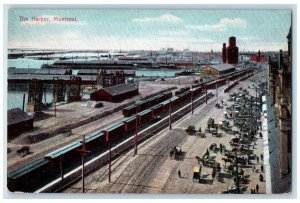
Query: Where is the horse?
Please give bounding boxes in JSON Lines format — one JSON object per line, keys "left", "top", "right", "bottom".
{"left": 195, "top": 156, "right": 203, "bottom": 164}
{"left": 222, "top": 158, "right": 233, "bottom": 166}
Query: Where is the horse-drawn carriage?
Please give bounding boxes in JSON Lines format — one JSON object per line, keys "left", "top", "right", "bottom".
{"left": 170, "top": 146, "right": 185, "bottom": 160}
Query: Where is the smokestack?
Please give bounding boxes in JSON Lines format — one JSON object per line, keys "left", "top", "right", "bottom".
{"left": 222, "top": 43, "right": 227, "bottom": 63}
{"left": 279, "top": 49, "right": 283, "bottom": 65}
{"left": 229, "top": 37, "right": 236, "bottom": 47}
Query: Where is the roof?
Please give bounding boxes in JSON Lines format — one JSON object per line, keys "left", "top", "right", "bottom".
{"left": 8, "top": 74, "right": 96, "bottom": 82}
{"left": 7, "top": 108, "right": 33, "bottom": 126}
{"left": 103, "top": 84, "right": 138, "bottom": 97}
{"left": 137, "top": 109, "right": 152, "bottom": 117}
{"left": 210, "top": 64, "right": 236, "bottom": 72}
{"left": 124, "top": 104, "right": 136, "bottom": 111}
{"left": 102, "top": 121, "right": 124, "bottom": 132}
{"left": 8, "top": 158, "right": 49, "bottom": 180}
{"left": 8, "top": 67, "right": 71, "bottom": 75}
{"left": 122, "top": 115, "right": 137, "bottom": 123}
{"left": 85, "top": 130, "right": 104, "bottom": 143}
{"left": 45, "top": 141, "right": 82, "bottom": 159}
{"left": 150, "top": 104, "right": 163, "bottom": 110}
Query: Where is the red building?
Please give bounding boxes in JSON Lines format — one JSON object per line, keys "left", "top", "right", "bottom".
{"left": 250, "top": 50, "right": 268, "bottom": 62}
{"left": 222, "top": 43, "right": 227, "bottom": 63}
{"left": 90, "top": 84, "right": 138, "bottom": 102}
{"left": 222, "top": 36, "right": 239, "bottom": 64}
{"left": 226, "top": 36, "right": 239, "bottom": 64}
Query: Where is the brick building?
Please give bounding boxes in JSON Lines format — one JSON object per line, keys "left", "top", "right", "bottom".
{"left": 90, "top": 84, "right": 138, "bottom": 102}
{"left": 222, "top": 36, "right": 239, "bottom": 64}
{"left": 268, "top": 26, "right": 292, "bottom": 176}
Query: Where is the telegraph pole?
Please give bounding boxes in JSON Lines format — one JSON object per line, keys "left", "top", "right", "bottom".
{"left": 109, "top": 140, "right": 112, "bottom": 182}
{"left": 134, "top": 109, "right": 138, "bottom": 156}
{"left": 169, "top": 98, "right": 172, "bottom": 130}
{"left": 205, "top": 88, "right": 208, "bottom": 104}
{"left": 76, "top": 135, "right": 90, "bottom": 193}
{"left": 235, "top": 151, "right": 240, "bottom": 194}
{"left": 191, "top": 85, "right": 193, "bottom": 115}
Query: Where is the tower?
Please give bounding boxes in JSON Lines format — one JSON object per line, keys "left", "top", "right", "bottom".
{"left": 226, "top": 36, "right": 239, "bottom": 64}
{"left": 222, "top": 43, "right": 227, "bottom": 63}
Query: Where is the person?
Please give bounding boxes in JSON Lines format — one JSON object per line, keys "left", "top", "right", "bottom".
{"left": 253, "top": 165, "right": 256, "bottom": 172}
{"left": 257, "top": 156, "right": 259, "bottom": 163}
{"left": 261, "top": 165, "right": 264, "bottom": 172}
{"left": 256, "top": 184, "right": 260, "bottom": 194}
{"left": 250, "top": 189, "right": 253, "bottom": 194}
{"left": 260, "top": 132, "right": 263, "bottom": 139}
{"left": 259, "top": 173, "right": 264, "bottom": 182}
{"left": 261, "top": 154, "right": 264, "bottom": 161}
{"left": 178, "top": 170, "right": 181, "bottom": 178}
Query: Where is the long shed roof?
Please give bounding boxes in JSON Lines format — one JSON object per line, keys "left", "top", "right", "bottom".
{"left": 103, "top": 84, "right": 138, "bottom": 97}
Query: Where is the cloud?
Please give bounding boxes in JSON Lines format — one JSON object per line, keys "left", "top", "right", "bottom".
{"left": 158, "top": 30, "right": 188, "bottom": 37}
{"left": 187, "top": 18, "right": 247, "bottom": 31}
{"left": 20, "top": 15, "right": 86, "bottom": 26}
{"left": 132, "top": 14, "right": 183, "bottom": 23}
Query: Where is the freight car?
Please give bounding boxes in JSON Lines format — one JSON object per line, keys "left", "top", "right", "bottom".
{"left": 122, "top": 91, "right": 172, "bottom": 117}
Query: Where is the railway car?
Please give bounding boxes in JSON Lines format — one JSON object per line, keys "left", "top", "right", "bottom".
{"left": 136, "top": 100, "right": 149, "bottom": 113}
{"left": 147, "top": 96, "right": 158, "bottom": 107}
{"left": 163, "top": 92, "right": 173, "bottom": 100}
{"left": 121, "top": 115, "right": 137, "bottom": 132}
{"left": 137, "top": 109, "right": 153, "bottom": 125}
{"left": 122, "top": 104, "right": 136, "bottom": 117}
{"left": 44, "top": 140, "right": 83, "bottom": 174}
{"left": 161, "top": 99, "right": 171, "bottom": 111}
{"left": 103, "top": 121, "right": 125, "bottom": 142}
{"left": 7, "top": 158, "right": 52, "bottom": 192}
{"left": 150, "top": 104, "right": 163, "bottom": 117}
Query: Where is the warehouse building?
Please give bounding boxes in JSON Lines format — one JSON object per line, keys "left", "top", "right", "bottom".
{"left": 200, "top": 64, "right": 236, "bottom": 75}
{"left": 8, "top": 108, "right": 34, "bottom": 138}
{"left": 90, "top": 83, "right": 138, "bottom": 102}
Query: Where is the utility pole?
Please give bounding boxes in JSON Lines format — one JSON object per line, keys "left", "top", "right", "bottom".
{"left": 109, "top": 139, "right": 112, "bottom": 183}
{"left": 76, "top": 135, "right": 90, "bottom": 193}
{"left": 169, "top": 98, "right": 172, "bottom": 130}
{"left": 250, "top": 96, "right": 253, "bottom": 136}
{"left": 191, "top": 85, "right": 193, "bottom": 115}
{"left": 60, "top": 155, "right": 64, "bottom": 180}
{"left": 134, "top": 109, "right": 138, "bottom": 156}
{"left": 216, "top": 83, "right": 218, "bottom": 98}
{"left": 205, "top": 88, "right": 208, "bottom": 104}
{"left": 235, "top": 151, "right": 240, "bottom": 194}
{"left": 22, "top": 94, "right": 25, "bottom": 112}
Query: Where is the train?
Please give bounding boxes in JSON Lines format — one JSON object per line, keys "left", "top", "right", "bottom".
{"left": 7, "top": 68, "right": 254, "bottom": 192}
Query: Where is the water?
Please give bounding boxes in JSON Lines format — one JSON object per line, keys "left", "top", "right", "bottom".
{"left": 8, "top": 84, "right": 54, "bottom": 110}
{"left": 8, "top": 58, "right": 57, "bottom": 69}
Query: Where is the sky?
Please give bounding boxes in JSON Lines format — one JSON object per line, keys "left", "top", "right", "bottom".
{"left": 8, "top": 9, "right": 291, "bottom": 52}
